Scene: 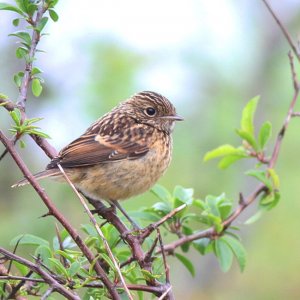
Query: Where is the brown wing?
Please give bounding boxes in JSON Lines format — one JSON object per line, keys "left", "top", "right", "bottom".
{"left": 47, "top": 129, "right": 150, "bottom": 169}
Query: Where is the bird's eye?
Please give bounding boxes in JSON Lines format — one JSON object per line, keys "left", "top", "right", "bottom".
{"left": 145, "top": 107, "right": 156, "bottom": 116}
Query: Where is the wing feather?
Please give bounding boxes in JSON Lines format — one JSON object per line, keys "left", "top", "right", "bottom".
{"left": 47, "top": 121, "right": 151, "bottom": 169}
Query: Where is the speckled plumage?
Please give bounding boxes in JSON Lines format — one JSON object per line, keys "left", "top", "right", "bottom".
{"left": 15, "top": 91, "right": 182, "bottom": 203}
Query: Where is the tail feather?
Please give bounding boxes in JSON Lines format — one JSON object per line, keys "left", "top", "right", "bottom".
{"left": 12, "top": 169, "right": 61, "bottom": 188}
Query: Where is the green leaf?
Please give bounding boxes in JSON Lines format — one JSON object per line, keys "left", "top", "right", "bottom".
{"left": 16, "top": 46, "right": 28, "bottom": 59}
{"left": 31, "top": 78, "right": 43, "bottom": 97}
{"left": 245, "top": 169, "right": 272, "bottom": 190}
{"left": 152, "top": 201, "right": 171, "bottom": 214}
{"left": 258, "top": 121, "right": 272, "bottom": 150}
{"left": 141, "top": 269, "right": 161, "bottom": 281}
{"left": 36, "top": 16, "right": 48, "bottom": 32}
{"left": 218, "top": 153, "right": 247, "bottom": 169}
{"left": 193, "top": 238, "right": 211, "bottom": 255}
{"left": 222, "top": 235, "right": 247, "bottom": 272}
{"left": 15, "top": 0, "right": 27, "bottom": 12}
{"left": 13, "top": 261, "right": 29, "bottom": 276}
{"left": 81, "top": 224, "right": 98, "bottom": 237}
{"left": 9, "top": 108, "right": 21, "bottom": 126}
{"left": 49, "top": 9, "right": 59, "bottom": 21}
{"left": 13, "top": 73, "right": 23, "bottom": 88}
{"left": 0, "top": 93, "right": 8, "bottom": 100}
{"left": 181, "top": 226, "right": 193, "bottom": 252}
{"left": 240, "top": 95, "right": 259, "bottom": 136}
{"left": 10, "top": 234, "right": 49, "bottom": 247}
{"left": 35, "top": 245, "right": 53, "bottom": 268}
{"left": 12, "top": 18, "right": 20, "bottom": 26}
{"left": 26, "top": 3, "right": 37, "bottom": 17}
{"left": 0, "top": 3, "right": 26, "bottom": 16}
{"left": 151, "top": 184, "right": 172, "bottom": 202}
{"left": 214, "top": 238, "right": 233, "bottom": 272}
{"left": 244, "top": 209, "right": 264, "bottom": 225}
{"left": 260, "top": 191, "right": 280, "bottom": 210}
{"left": 68, "top": 261, "right": 81, "bottom": 277}
{"left": 268, "top": 168, "right": 280, "bottom": 189}
{"left": 31, "top": 67, "right": 43, "bottom": 76}
{"left": 19, "top": 139, "right": 26, "bottom": 148}
{"left": 47, "top": 0, "right": 59, "bottom": 9}
{"left": 204, "top": 144, "right": 244, "bottom": 161}
{"left": 173, "top": 185, "right": 194, "bottom": 206}
{"left": 48, "top": 258, "right": 69, "bottom": 278}
{"left": 28, "top": 129, "right": 50, "bottom": 138}
{"left": 9, "top": 31, "right": 31, "bottom": 45}
{"left": 174, "top": 253, "right": 195, "bottom": 277}
{"left": 236, "top": 129, "right": 258, "bottom": 150}
{"left": 56, "top": 250, "right": 75, "bottom": 263}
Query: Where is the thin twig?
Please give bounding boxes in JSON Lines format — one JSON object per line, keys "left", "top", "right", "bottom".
{"left": 0, "top": 275, "right": 44, "bottom": 283}
{"left": 141, "top": 204, "right": 187, "bottom": 240}
{"left": 158, "top": 286, "right": 172, "bottom": 300}
{"left": 269, "top": 51, "right": 299, "bottom": 169}
{"left": 157, "top": 229, "right": 170, "bottom": 284}
{"left": 144, "top": 237, "right": 159, "bottom": 263}
{"left": 17, "top": 1, "right": 45, "bottom": 109}
{"left": 41, "top": 287, "right": 54, "bottom": 300}
{"left": 262, "top": 0, "right": 300, "bottom": 61}
{"left": 0, "top": 247, "right": 79, "bottom": 300}
{"left": 55, "top": 223, "right": 69, "bottom": 268}
{"left": 57, "top": 164, "right": 133, "bottom": 300}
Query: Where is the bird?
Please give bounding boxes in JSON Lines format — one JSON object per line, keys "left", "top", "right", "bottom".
{"left": 14, "top": 91, "right": 183, "bottom": 227}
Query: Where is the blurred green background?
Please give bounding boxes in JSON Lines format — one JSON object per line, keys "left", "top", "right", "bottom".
{"left": 1, "top": 0, "right": 300, "bottom": 299}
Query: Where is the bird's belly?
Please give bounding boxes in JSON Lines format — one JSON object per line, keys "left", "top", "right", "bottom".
{"left": 70, "top": 147, "right": 171, "bottom": 201}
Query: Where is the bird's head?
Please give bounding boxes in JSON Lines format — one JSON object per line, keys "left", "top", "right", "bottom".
{"left": 120, "top": 91, "right": 183, "bottom": 134}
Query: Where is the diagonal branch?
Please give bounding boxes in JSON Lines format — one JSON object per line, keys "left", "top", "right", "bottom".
{"left": 262, "top": 0, "right": 300, "bottom": 62}
{"left": 161, "top": 52, "right": 300, "bottom": 255}
{"left": 140, "top": 204, "right": 187, "bottom": 240}
{"left": 0, "top": 130, "right": 119, "bottom": 299}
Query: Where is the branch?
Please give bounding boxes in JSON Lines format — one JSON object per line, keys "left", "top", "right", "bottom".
{"left": 17, "top": 1, "right": 45, "bottom": 109}
{"left": 140, "top": 204, "right": 187, "bottom": 240}
{"left": 262, "top": 0, "right": 300, "bottom": 62}
{"left": 0, "top": 131, "right": 119, "bottom": 299}
{"left": 161, "top": 52, "right": 300, "bottom": 255}
{"left": 269, "top": 51, "right": 299, "bottom": 169}
{"left": 0, "top": 247, "right": 79, "bottom": 300}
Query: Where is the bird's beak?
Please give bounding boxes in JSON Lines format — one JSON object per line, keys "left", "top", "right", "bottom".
{"left": 161, "top": 114, "right": 184, "bottom": 121}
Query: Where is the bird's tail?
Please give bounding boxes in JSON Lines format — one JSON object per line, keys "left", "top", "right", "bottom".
{"left": 12, "top": 169, "right": 61, "bottom": 188}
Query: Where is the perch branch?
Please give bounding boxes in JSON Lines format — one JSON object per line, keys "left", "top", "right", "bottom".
{"left": 0, "top": 131, "right": 120, "bottom": 300}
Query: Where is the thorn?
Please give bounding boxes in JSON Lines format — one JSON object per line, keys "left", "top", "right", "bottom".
{"left": 39, "top": 211, "right": 52, "bottom": 218}
{"left": 239, "top": 193, "right": 246, "bottom": 205}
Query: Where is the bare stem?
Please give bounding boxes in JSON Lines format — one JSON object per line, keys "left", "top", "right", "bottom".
{"left": 262, "top": 0, "right": 300, "bottom": 61}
